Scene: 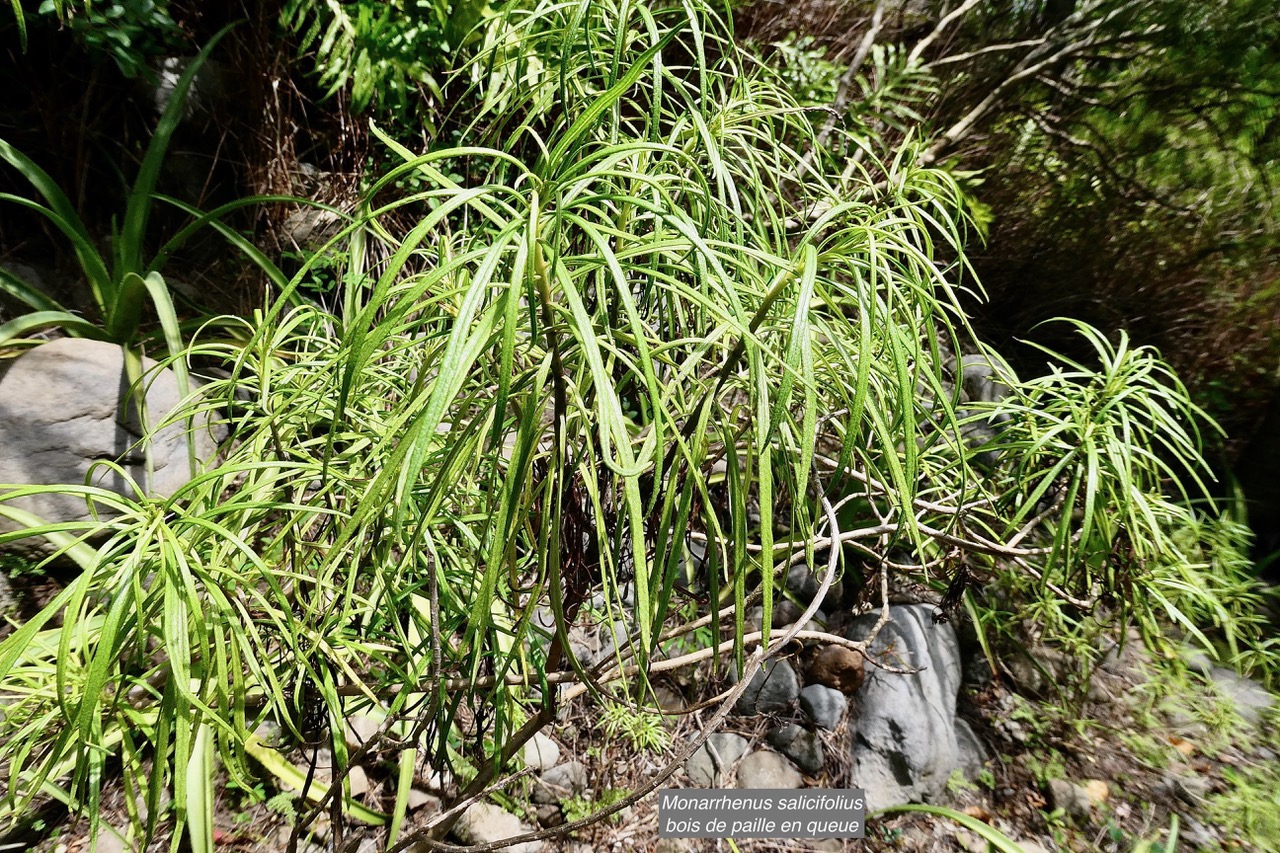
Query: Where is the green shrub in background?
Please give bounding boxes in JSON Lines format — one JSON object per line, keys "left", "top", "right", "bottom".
{"left": 5, "top": 1, "right": 486, "bottom": 115}
{"left": 282, "top": 0, "right": 488, "bottom": 113}
{"left": 35, "top": 0, "right": 181, "bottom": 76}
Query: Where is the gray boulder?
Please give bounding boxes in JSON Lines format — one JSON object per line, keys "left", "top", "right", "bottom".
{"left": 799, "top": 684, "right": 847, "bottom": 730}
{"left": 281, "top": 207, "right": 343, "bottom": 250}
{"left": 1207, "top": 666, "right": 1275, "bottom": 726}
{"left": 147, "top": 56, "right": 230, "bottom": 123}
{"left": 521, "top": 732, "right": 560, "bottom": 771}
{"left": 960, "top": 353, "right": 1014, "bottom": 408}
{"left": 786, "top": 564, "right": 820, "bottom": 601}
{"left": 766, "top": 724, "right": 825, "bottom": 775}
{"left": 0, "top": 571, "right": 16, "bottom": 629}
{"left": 954, "top": 718, "right": 990, "bottom": 780}
{"left": 731, "top": 659, "right": 800, "bottom": 716}
{"left": 958, "top": 352, "right": 1016, "bottom": 466}
{"left": 0, "top": 339, "right": 224, "bottom": 559}
{"left": 846, "top": 605, "right": 963, "bottom": 810}
{"left": 451, "top": 802, "right": 542, "bottom": 852}
{"left": 684, "top": 733, "right": 749, "bottom": 787}
{"left": 1047, "top": 779, "right": 1093, "bottom": 820}
{"left": 532, "top": 760, "right": 588, "bottom": 804}
{"left": 736, "top": 750, "right": 803, "bottom": 789}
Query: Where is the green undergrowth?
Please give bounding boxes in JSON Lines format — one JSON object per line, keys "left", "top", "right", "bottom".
{"left": 974, "top": 649, "right": 1280, "bottom": 852}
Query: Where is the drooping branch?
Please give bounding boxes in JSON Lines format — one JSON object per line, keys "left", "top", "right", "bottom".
{"left": 812, "top": 0, "right": 888, "bottom": 152}
{"left": 922, "top": 0, "right": 1156, "bottom": 164}
{"left": 907, "top": 0, "right": 984, "bottom": 67}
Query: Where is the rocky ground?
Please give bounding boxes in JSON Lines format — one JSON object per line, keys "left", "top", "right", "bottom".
{"left": 9, "top": 583, "right": 1278, "bottom": 853}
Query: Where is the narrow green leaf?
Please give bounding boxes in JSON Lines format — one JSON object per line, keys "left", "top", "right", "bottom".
{"left": 185, "top": 723, "right": 215, "bottom": 853}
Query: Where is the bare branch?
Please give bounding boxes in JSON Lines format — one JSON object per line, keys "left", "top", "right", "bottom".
{"left": 908, "top": 0, "right": 984, "bottom": 67}
{"left": 812, "top": 0, "right": 888, "bottom": 152}
{"left": 927, "top": 38, "right": 1048, "bottom": 68}
{"left": 923, "top": 0, "right": 1157, "bottom": 163}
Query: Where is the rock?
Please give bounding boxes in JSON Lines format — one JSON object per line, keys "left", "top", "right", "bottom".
{"left": 772, "top": 598, "right": 805, "bottom": 628}
{"left": 954, "top": 719, "right": 989, "bottom": 779}
{"left": 1005, "top": 643, "right": 1073, "bottom": 697}
{"left": 767, "top": 724, "right": 825, "bottom": 775}
{"left": 685, "top": 535, "right": 710, "bottom": 579}
{"left": 534, "top": 803, "right": 563, "bottom": 827}
{"left": 736, "top": 750, "right": 803, "bottom": 788}
{"left": 1, "top": 260, "right": 44, "bottom": 290}
{"left": 805, "top": 842, "right": 843, "bottom": 853}
{"left": 291, "top": 162, "right": 328, "bottom": 195}
{"left": 1164, "top": 771, "right": 1210, "bottom": 804}
{"left": 406, "top": 789, "right": 440, "bottom": 812}
{"left": 786, "top": 564, "right": 820, "bottom": 602}
{"left": 307, "top": 749, "right": 334, "bottom": 785}
{"left": 685, "top": 733, "right": 749, "bottom": 787}
{"left": 532, "top": 760, "right": 588, "bottom": 804}
{"left": 955, "top": 830, "right": 986, "bottom": 853}
{"left": 3, "top": 261, "right": 92, "bottom": 311}
{"left": 531, "top": 605, "right": 599, "bottom": 665}
{"left": 91, "top": 827, "right": 129, "bottom": 853}
{"left": 1082, "top": 779, "right": 1109, "bottom": 805}
{"left": 1207, "top": 666, "right": 1275, "bottom": 725}
{"left": 806, "top": 645, "right": 864, "bottom": 695}
{"left": 766, "top": 723, "right": 796, "bottom": 746}
{"left": 281, "top": 207, "right": 343, "bottom": 250}
{"left": 593, "top": 616, "right": 634, "bottom": 665}
{"left": 1004, "top": 652, "right": 1049, "bottom": 696}
{"left": 543, "top": 603, "right": 637, "bottom": 668}
{"left": 1013, "top": 842, "right": 1052, "bottom": 853}
{"left": 129, "top": 784, "right": 170, "bottom": 827}
{"left": 347, "top": 765, "right": 369, "bottom": 798}
{"left": 961, "top": 645, "right": 995, "bottom": 688}
{"left": 960, "top": 353, "right": 1014, "bottom": 407}
{"left": 1179, "top": 817, "right": 1220, "bottom": 850}
{"left": 1159, "top": 699, "right": 1204, "bottom": 733}
{"left": 654, "top": 685, "right": 686, "bottom": 716}
{"left": 147, "top": 56, "right": 229, "bottom": 122}
{"left": 0, "top": 572, "right": 16, "bottom": 629}
{"left": 0, "top": 339, "right": 225, "bottom": 559}
{"left": 1048, "top": 779, "right": 1093, "bottom": 820}
{"left": 451, "top": 802, "right": 542, "bottom": 852}
{"left": 1099, "top": 630, "right": 1147, "bottom": 675}
{"left": 345, "top": 712, "right": 383, "bottom": 750}
{"left": 799, "top": 684, "right": 847, "bottom": 730}
{"left": 522, "top": 732, "right": 560, "bottom": 771}
{"left": 655, "top": 840, "right": 695, "bottom": 853}
{"left": 846, "top": 605, "right": 963, "bottom": 810}
{"left": 420, "top": 767, "right": 452, "bottom": 792}
{"left": 732, "top": 660, "right": 800, "bottom": 715}
{"left": 958, "top": 353, "right": 1015, "bottom": 465}
{"left": 252, "top": 720, "right": 285, "bottom": 748}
